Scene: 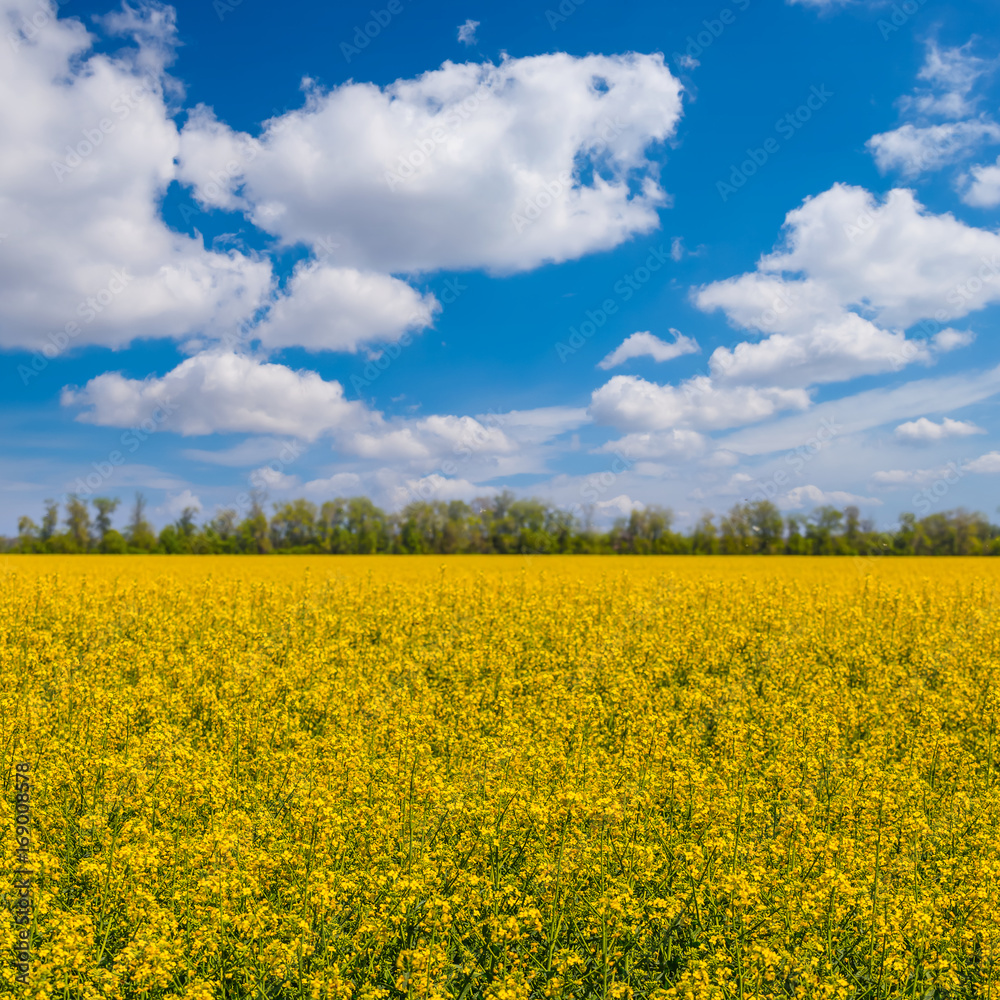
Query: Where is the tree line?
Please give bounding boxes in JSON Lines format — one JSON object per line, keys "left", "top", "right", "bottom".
{"left": 5, "top": 491, "right": 1000, "bottom": 556}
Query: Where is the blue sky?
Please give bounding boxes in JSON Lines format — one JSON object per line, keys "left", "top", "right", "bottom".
{"left": 4, "top": 0, "right": 1000, "bottom": 531}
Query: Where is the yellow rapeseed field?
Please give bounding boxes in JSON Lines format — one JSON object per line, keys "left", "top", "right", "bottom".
{"left": 1, "top": 555, "right": 999, "bottom": 1000}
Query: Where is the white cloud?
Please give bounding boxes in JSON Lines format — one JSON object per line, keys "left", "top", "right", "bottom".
{"left": 62, "top": 351, "right": 371, "bottom": 441}
{"left": 702, "top": 449, "right": 740, "bottom": 468}
{"left": 669, "top": 236, "right": 704, "bottom": 260}
{"left": 964, "top": 451, "right": 1000, "bottom": 474}
{"left": 597, "top": 429, "right": 706, "bottom": 460}
{"left": 632, "top": 462, "right": 669, "bottom": 477}
{"left": 590, "top": 375, "right": 809, "bottom": 433}
{"left": 960, "top": 156, "right": 1000, "bottom": 207}
{"left": 457, "top": 19, "right": 479, "bottom": 44}
{"left": 866, "top": 120, "right": 1000, "bottom": 177}
{"left": 708, "top": 312, "right": 930, "bottom": 388}
{"left": 61, "top": 351, "right": 585, "bottom": 486}
{"left": 719, "top": 364, "right": 1000, "bottom": 456}
{"left": 481, "top": 406, "right": 590, "bottom": 444}
{"left": 389, "top": 474, "right": 494, "bottom": 507}
{"left": 344, "top": 406, "right": 585, "bottom": 481}
{"left": 248, "top": 466, "right": 299, "bottom": 491}
{"left": 4, "top": 18, "right": 681, "bottom": 359}
{"left": 154, "top": 489, "right": 202, "bottom": 520}
{"left": 349, "top": 415, "right": 515, "bottom": 462}
{"left": 695, "top": 185, "right": 1000, "bottom": 391}
{"left": 0, "top": 0, "right": 272, "bottom": 351}
{"left": 301, "top": 472, "right": 363, "bottom": 496}
{"left": 894, "top": 416, "right": 985, "bottom": 444}
{"left": 867, "top": 41, "right": 999, "bottom": 180}
{"left": 598, "top": 330, "right": 699, "bottom": 370}
{"left": 905, "top": 40, "right": 995, "bottom": 119}
{"left": 781, "top": 485, "right": 881, "bottom": 509}
{"left": 932, "top": 327, "right": 975, "bottom": 351}
{"left": 689, "top": 473, "right": 868, "bottom": 509}
{"left": 689, "top": 475, "right": 870, "bottom": 511}
{"left": 871, "top": 464, "right": 961, "bottom": 488}
{"left": 255, "top": 262, "right": 439, "bottom": 353}
{"left": 595, "top": 494, "right": 645, "bottom": 518}
{"left": 177, "top": 52, "right": 683, "bottom": 275}
{"left": 765, "top": 186, "right": 1000, "bottom": 327}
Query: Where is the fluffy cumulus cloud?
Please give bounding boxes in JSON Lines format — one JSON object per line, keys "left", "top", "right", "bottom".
{"left": 350, "top": 415, "right": 516, "bottom": 462}
{"left": 25, "top": 2, "right": 1000, "bottom": 521}
{"left": 961, "top": 156, "right": 1000, "bottom": 207}
{"left": 347, "top": 407, "right": 588, "bottom": 483}
{"left": 5, "top": 2, "right": 696, "bottom": 514}
{"left": 594, "top": 494, "right": 645, "bottom": 517}
{"left": 931, "top": 328, "right": 975, "bottom": 351}
{"left": 589, "top": 375, "right": 809, "bottom": 433}
{"left": 387, "top": 473, "right": 492, "bottom": 508}
{"left": 965, "top": 452, "right": 1000, "bottom": 474}
{"left": 587, "top": 184, "right": 1000, "bottom": 455}
{"left": 597, "top": 428, "right": 706, "bottom": 460}
{"left": 707, "top": 312, "right": 929, "bottom": 388}
{"left": 894, "top": 416, "right": 985, "bottom": 444}
{"left": 61, "top": 352, "right": 371, "bottom": 441}
{"left": 155, "top": 488, "right": 202, "bottom": 520}
{"left": 1, "top": 2, "right": 685, "bottom": 369}
{"left": 0, "top": 0, "right": 272, "bottom": 351}
{"left": 598, "top": 330, "right": 699, "bottom": 370}
{"left": 254, "top": 262, "right": 440, "bottom": 353}
{"left": 695, "top": 185, "right": 999, "bottom": 388}
{"left": 61, "top": 352, "right": 588, "bottom": 487}
{"left": 176, "top": 52, "right": 683, "bottom": 275}
{"left": 301, "top": 472, "right": 363, "bottom": 496}
{"left": 248, "top": 466, "right": 299, "bottom": 491}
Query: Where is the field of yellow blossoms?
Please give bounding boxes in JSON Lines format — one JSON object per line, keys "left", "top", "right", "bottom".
{"left": 2, "top": 555, "right": 999, "bottom": 1000}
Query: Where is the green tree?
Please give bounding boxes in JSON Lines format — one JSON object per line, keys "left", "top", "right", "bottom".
{"left": 843, "top": 505, "right": 861, "bottom": 554}
{"left": 807, "top": 506, "right": 844, "bottom": 555}
{"left": 203, "top": 509, "right": 238, "bottom": 553}
{"left": 719, "top": 504, "right": 753, "bottom": 554}
{"left": 747, "top": 500, "right": 783, "bottom": 553}
{"left": 40, "top": 499, "right": 59, "bottom": 543}
{"left": 237, "top": 497, "right": 272, "bottom": 554}
{"left": 92, "top": 497, "right": 121, "bottom": 550}
{"left": 101, "top": 529, "right": 127, "bottom": 553}
{"left": 690, "top": 512, "right": 719, "bottom": 554}
{"left": 612, "top": 506, "right": 676, "bottom": 554}
{"left": 126, "top": 493, "right": 157, "bottom": 551}
{"left": 345, "top": 497, "right": 389, "bottom": 553}
{"left": 177, "top": 506, "right": 199, "bottom": 541}
{"left": 271, "top": 499, "right": 319, "bottom": 551}
{"left": 16, "top": 516, "right": 40, "bottom": 553}
{"left": 65, "top": 494, "right": 92, "bottom": 552}
{"left": 785, "top": 515, "right": 809, "bottom": 555}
